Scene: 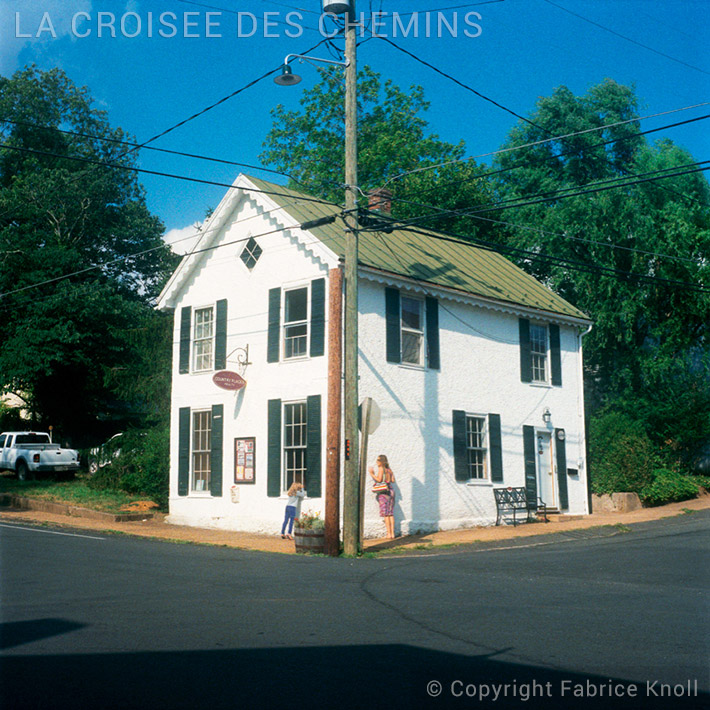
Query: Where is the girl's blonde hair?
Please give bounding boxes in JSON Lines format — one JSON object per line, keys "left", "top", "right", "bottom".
{"left": 287, "top": 481, "right": 304, "bottom": 497}
{"left": 376, "top": 454, "right": 389, "bottom": 468}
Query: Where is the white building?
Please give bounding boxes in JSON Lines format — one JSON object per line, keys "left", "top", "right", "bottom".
{"left": 157, "top": 175, "right": 592, "bottom": 537}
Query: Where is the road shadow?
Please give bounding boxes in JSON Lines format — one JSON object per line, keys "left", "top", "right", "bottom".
{"left": 0, "top": 619, "right": 86, "bottom": 650}
{"left": 2, "top": 643, "right": 704, "bottom": 710}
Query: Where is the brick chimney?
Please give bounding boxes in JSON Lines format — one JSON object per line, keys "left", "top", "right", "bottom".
{"left": 367, "top": 187, "right": 392, "bottom": 215}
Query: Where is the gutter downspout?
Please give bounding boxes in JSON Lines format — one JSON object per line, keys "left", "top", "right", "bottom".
{"left": 578, "top": 323, "right": 593, "bottom": 514}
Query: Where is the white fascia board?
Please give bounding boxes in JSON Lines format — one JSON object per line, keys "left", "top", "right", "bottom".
{"left": 359, "top": 265, "right": 592, "bottom": 328}
{"left": 238, "top": 175, "right": 340, "bottom": 268}
{"left": 156, "top": 175, "right": 341, "bottom": 311}
{"left": 156, "top": 174, "right": 249, "bottom": 310}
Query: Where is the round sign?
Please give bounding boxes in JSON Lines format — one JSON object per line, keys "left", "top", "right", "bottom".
{"left": 212, "top": 371, "right": 246, "bottom": 391}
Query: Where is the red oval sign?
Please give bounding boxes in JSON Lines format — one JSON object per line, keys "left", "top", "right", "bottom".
{"left": 212, "top": 371, "right": 247, "bottom": 391}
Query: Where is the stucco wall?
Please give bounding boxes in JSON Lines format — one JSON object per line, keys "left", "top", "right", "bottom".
{"left": 357, "top": 276, "right": 588, "bottom": 537}
{"left": 167, "top": 195, "right": 334, "bottom": 534}
{"left": 165, "top": 196, "right": 589, "bottom": 536}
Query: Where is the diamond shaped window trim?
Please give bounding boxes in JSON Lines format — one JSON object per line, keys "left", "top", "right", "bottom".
{"left": 240, "top": 237, "right": 263, "bottom": 270}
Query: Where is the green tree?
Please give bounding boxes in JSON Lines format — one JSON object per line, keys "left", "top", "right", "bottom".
{"left": 489, "top": 80, "right": 710, "bottom": 468}
{"left": 0, "top": 66, "right": 177, "bottom": 445}
{"left": 261, "top": 66, "right": 496, "bottom": 238}
{"left": 492, "top": 81, "right": 710, "bottom": 413}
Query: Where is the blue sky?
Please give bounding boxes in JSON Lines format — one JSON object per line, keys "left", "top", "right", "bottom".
{"left": 2, "top": 0, "right": 708, "bottom": 251}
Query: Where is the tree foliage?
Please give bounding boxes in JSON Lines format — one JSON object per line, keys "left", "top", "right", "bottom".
{"left": 261, "top": 66, "right": 497, "bottom": 238}
{"left": 0, "top": 66, "right": 177, "bottom": 445}
{"left": 492, "top": 81, "right": 710, "bottom": 443}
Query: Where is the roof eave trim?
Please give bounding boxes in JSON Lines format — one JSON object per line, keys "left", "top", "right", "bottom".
{"left": 358, "top": 265, "right": 592, "bottom": 327}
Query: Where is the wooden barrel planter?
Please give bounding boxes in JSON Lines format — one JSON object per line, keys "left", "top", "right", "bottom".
{"left": 293, "top": 526, "right": 325, "bottom": 554}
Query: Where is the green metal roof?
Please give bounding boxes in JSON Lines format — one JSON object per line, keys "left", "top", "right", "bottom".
{"left": 247, "top": 176, "right": 589, "bottom": 322}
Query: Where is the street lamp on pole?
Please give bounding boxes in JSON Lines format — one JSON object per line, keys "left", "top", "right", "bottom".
{"left": 275, "top": 3, "right": 360, "bottom": 556}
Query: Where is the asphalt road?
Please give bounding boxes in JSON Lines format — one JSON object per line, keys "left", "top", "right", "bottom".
{"left": 1, "top": 512, "right": 708, "bottom": 710}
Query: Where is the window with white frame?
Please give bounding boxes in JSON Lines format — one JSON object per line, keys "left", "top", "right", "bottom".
{"left": 191, "top": 410, "right": 212, "bottom": 492}
{"left": 192, "top": 306, "right": 215, "bottom": 372}
{"left": 283, "top": 401, "right": 307, "bottom": 489}
{"left": 283, "top": 287, "right": 308, "bottom": 359}
{"left": 401, "top": 296, "right": 425, "bottom": 366}
{"left": 530, "top": 324, "right": 548, "bottom": 383}
{"left": 466, "top": 415, "right": 488, "bottom": 480}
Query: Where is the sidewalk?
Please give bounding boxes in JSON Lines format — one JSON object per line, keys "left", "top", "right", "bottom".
{"left": 1, "top": 493, "right": 708, "bottom": 556}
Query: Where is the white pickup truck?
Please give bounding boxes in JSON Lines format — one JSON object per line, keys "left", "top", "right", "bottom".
{"left": 0, "top": 431, "right": 80, "bottom": 480}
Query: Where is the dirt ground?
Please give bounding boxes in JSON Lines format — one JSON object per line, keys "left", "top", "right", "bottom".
{"left": 1, "top": 493, "right": 708, "bottom": 555}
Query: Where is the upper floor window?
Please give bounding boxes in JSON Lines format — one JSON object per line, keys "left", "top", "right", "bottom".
{"left": 284, "top": 287, "right": 308, "bottom": 359}
{"left": 401, "top": 296, "right": 425, "bottom": 366}
{"left": 530, "top": 324, "right": 548, "bottom": 383}
{"left": 192, "top": 306, "right": 214, "bottom": 372}
{"left": 519, "top": 318, "right": 562, "bottom": 387}
{"left": 267, "top": 279, "right": 325, "bottom": 364}
{"left": 240, "top": 237, "right": 262, "bottom": 270}
{"left": 385, "top": 288, "right": 440, "bottom": 370}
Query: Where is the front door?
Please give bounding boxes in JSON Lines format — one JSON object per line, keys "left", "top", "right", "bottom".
{"left": 536, "top": 431, "right": 555, "bottom": 507}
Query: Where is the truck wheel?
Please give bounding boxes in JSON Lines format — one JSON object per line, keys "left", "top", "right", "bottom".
{"left": 88, "top": 458, "right": 98, "bottom": 475}
{"left": 16, "top": 460, "right": 33, "bottom": 481}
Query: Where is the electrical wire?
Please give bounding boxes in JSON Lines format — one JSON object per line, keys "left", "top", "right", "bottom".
{"left": 363, "top": 160, "right": 710, "bottom": 233}
{"left": 387, "top": 194, "right": 705, "bottom": 266}
{"left": 389, "top": 224, "right": 710, "bottom": 294}
{"left": 396, "top": 112, "right": 710, "bottom": 203}
{"left": 542, "top": 0, "right": 710, "bottom": 77}
{"left": 0, "top": 142, "right": 338, "bottom": 207}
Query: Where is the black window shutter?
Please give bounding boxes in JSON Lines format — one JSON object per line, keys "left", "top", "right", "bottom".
{"left": 519, "top": 318, "right": 532, "bottom": 383}
{"left": 555, "top": 428, "right": 569, "bottom": 510}
{"left": 426, "top": 297, "right": 440, "bottom": 370}
{"left": 215, "top": 300, "right": 228, "bottom": 370}
{"left": 310, "top": 278, "right": 325, "bottom": 358}
{"left": 550, "top": 324, "right": 562, "bottom": 386}
{"left": 385, "top": 287, "right": 401, "bottom": 364}
{"left": 452, "top": 410, "right": 469, "bottom": 482}
{"left": 488, "top": 413, "right": 503, "bottom": 483}
{"left": 267, "top": 288, "right": 281, "bottom": 363}
{"left": 179, "top": 307, "right": 191, "bottom": 374}
{"left": 523, "top": 425, "right": 537, "bottom": 506}
{"left": 267, "top": 399, "right": 282, "bottom": 497}
{"left": 178, "top": 407, "right": 190, "bottom": 496}
{"left": 210, "top": 404, "right": 223, "bottom": 497}
{"left": 306, "top": 395, "right": 322, "bottom": 497}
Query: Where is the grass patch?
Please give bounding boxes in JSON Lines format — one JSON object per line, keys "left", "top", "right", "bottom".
{"left": 680, "top": 508, "right": 696, "bottom": 515}
{"left": 0, "top": 472, "right": 149, "bottom": 513}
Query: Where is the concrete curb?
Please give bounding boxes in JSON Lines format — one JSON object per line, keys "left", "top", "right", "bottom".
{"left": 0, "top": 494, "right": 154, "bottom": 523}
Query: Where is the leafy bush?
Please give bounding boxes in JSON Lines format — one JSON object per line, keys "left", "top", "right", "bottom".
{"left": 89, "top": 425, "right": 169, "bottom": 509}
{"left": 640, "top": 469, "right": 699, "bottom": 507}
{"left": 589, "top": 411, "right": 657, "bottom": 495}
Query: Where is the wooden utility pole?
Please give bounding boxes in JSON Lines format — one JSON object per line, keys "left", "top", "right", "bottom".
{"left": 342, "top": 5, "right": 360, "bottom": 556}
{"left": 325, "top": 266, "right": 343, "bottom": 556}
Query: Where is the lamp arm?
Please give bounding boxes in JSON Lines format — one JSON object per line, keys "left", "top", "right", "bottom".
{"left": 283, "top": 53, "right": 350, "bottom": 69}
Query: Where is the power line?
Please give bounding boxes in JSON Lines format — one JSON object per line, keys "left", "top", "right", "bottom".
{"left": 368, "top": 160, "right": 710, "bottom": 233}
{"left": 542, "top": 0, "right": 710, "bottom": 77}
{"left": 388, "top": 194, "right": 705, "bottom": 266}
{"left": 375, "top": 36, "right": 707, "bottom": 210}
{"left": 0, "top": 117, "right": 345, "bottom": 195}
{"left": 392, "top": 224, "right": 710, "bottom": 294}
{"left": 397, "top": 112, "right": 710, "bottom": 203}
{"left": 0, "top": 142, "right": 337, "bottom": 207}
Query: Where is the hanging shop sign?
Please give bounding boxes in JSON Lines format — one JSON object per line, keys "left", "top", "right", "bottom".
{"left": 213, "top": 371, "right": 246, "bottom": 391}
{"left": 234, "top": 437, "right": 256, "bottom": 484}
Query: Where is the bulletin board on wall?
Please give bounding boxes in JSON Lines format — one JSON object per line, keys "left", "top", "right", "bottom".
{"left": 234, "top": 437, "right": 255, "bottom": 484}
